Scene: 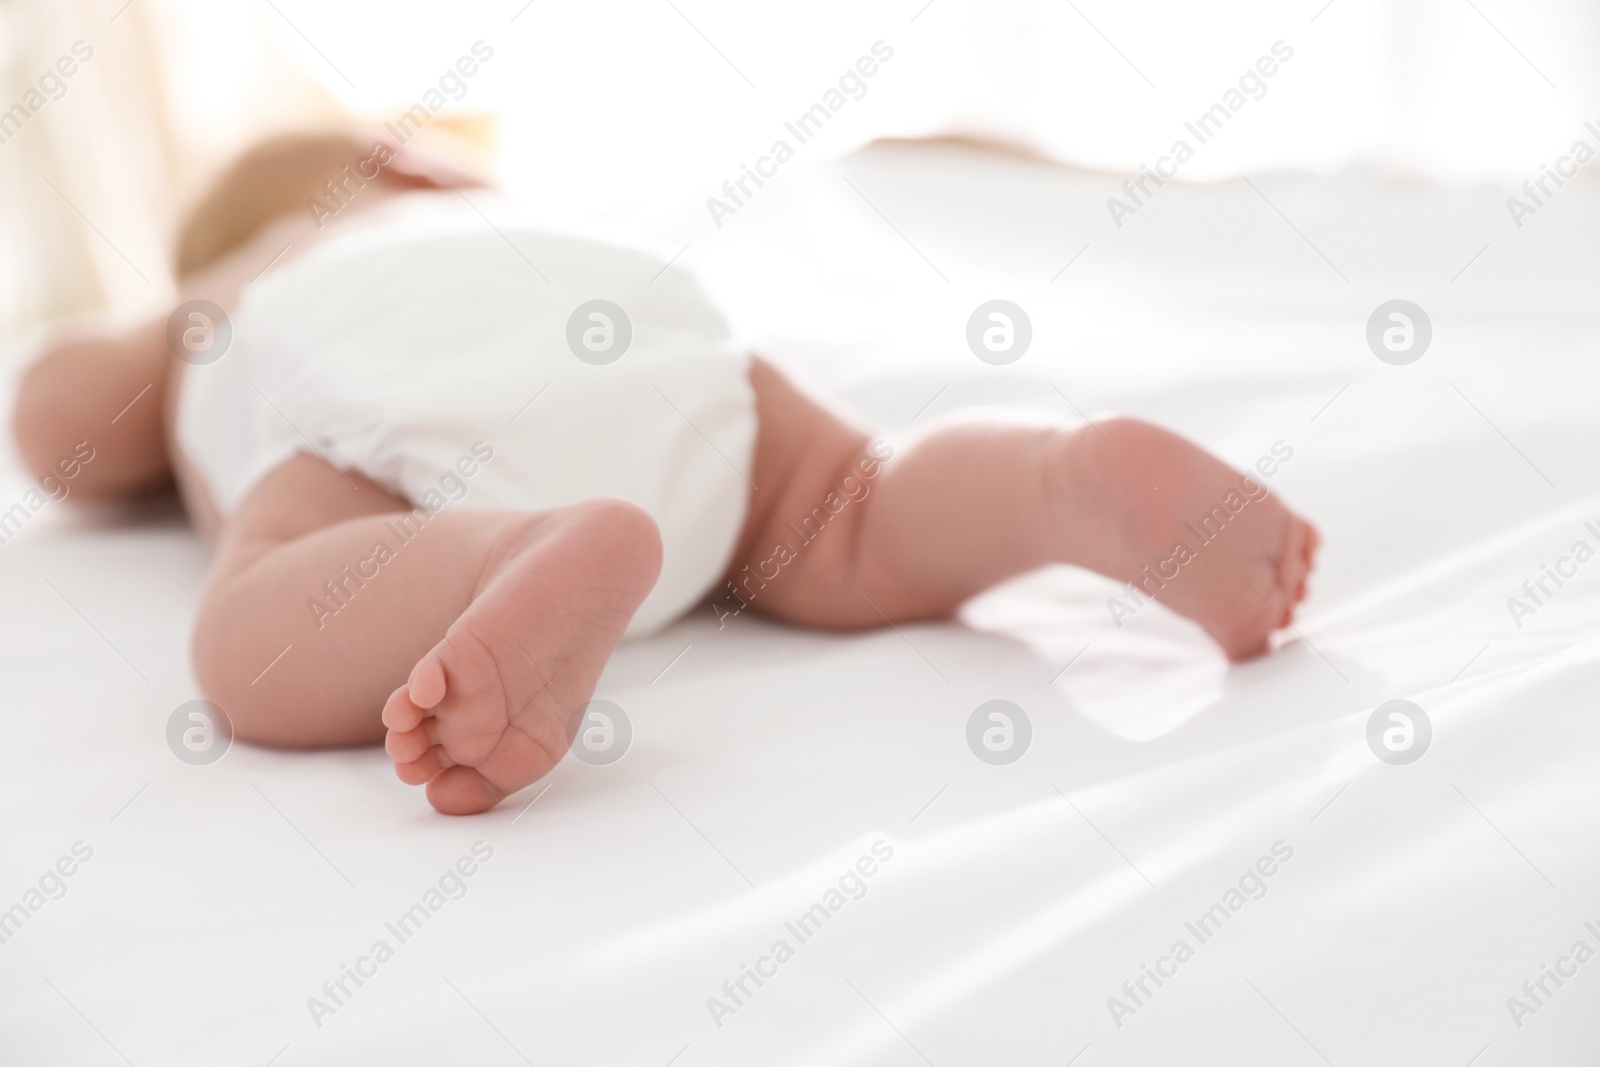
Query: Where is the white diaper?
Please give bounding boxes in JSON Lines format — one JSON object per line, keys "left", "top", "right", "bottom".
{"left": 177, "top": 199, "right": 755, "bottom": 635}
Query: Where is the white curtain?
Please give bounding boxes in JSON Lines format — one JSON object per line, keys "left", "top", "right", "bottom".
{"left": 0, "top": 0, "right": 333, "bottom": 331}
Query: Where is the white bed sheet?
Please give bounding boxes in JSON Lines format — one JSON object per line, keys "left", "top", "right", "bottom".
{"left": 2, "top": 141, "right": 1598, "bottom": 1065}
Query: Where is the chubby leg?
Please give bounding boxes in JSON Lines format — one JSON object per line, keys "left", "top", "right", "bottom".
{"left": 193, "top": 453, "right": 660, "bottom": 813}
{"left": 728, "top": 358, "right": 1317, "bottom": 659}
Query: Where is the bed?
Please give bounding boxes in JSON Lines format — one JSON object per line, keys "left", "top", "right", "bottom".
{"left": 2, "top": 140, "right": 1597, "bottom": 1065}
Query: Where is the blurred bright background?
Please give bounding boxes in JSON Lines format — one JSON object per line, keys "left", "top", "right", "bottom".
{"left": 1, "top": 0, "right": 1598, "bottom": 328}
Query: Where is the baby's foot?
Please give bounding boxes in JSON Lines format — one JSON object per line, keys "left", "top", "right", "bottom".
{"left": 382, "top": 498, "right": 662, "bottom": 814}
{"left": 1055, "top": 418, "right": 1319, "bottom": 660}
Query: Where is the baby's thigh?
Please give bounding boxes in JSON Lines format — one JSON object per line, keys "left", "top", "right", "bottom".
{"left": 736, "top": 358, "right": 873, "bottom": 542}
{"left": 720, "top": 358, "right": 886, "bottom": 617}
{"left": 210, "top": 453, "right": 409, "bottom": 578}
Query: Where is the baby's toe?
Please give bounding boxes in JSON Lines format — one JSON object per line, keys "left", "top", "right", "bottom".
{"left": 382, "top": 685, "right": 427, "bottom": 732}
{"left": 1279, "top": 517, "right": 1319, "bottom": 611}
{"left": 407, "top": 653, "right": 448, "bottom": 709}
{"left": 426, "top": 765, "right": 507, "bottom": 816}
{"left": 1222, "top": 630, "right": 1271, "bottom": 662}
{"left": 386, "top": 722, "right": 433, "bottom": 763}
{"left": 396, "top": 746, "right": 449, "bottom": 786}
{"left": 1213, "top": 565, "right": 1293, "bottom": 661}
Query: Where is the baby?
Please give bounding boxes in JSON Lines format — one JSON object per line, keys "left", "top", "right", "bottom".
{"left": 12, "top": 130, "right": 1318, "bottom": 815}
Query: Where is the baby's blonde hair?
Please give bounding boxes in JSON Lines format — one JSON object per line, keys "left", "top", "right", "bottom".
{"left": 174, "top": 120, "right": 496, "bottom": 280}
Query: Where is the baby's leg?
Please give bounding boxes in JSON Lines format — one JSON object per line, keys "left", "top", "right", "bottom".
{"left": 194, "top": 453, "right": 660, "bottom": 813}
{"left": 729, "top": 358, "right": 1316, "bottom": 658}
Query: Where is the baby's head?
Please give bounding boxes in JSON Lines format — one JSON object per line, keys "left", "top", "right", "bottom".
{"left": 175, "top": 124, "right": 494, "bottom": 280}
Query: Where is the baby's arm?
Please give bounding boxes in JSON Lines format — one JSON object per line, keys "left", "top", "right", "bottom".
{"left": 11, "top": 191, "right": 317, "bottom": 503}
{"left": 12, "top": 317, "right": 174, "bottom": 499}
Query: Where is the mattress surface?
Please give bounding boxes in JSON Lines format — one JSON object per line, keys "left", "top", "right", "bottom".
{"left": 2, "top": 140, "right": 1597, "bottom": 1065}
